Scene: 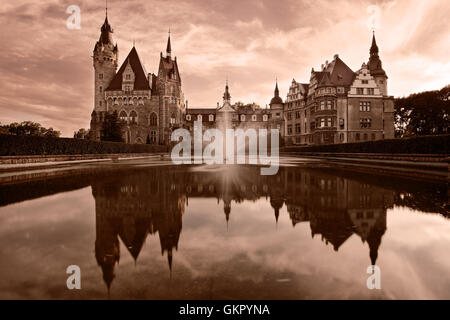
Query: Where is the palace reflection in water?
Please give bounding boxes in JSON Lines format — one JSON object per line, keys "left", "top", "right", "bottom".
{"left": 92, "top": 165, "right": 394, "bottom": 291}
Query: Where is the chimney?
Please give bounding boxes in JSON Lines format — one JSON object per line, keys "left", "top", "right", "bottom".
{"left": 334, "top": 54, "right": 339, "bottom": 59}
{"left": 321, "top": 64, "right": 324, "bottom": 71}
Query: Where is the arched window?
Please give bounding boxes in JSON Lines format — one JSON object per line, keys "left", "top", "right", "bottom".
{"left": 119, "top": 111, "right": 128, "bottom": 122}
{"left": 123, "top": 97, "right": 127, "bottom": 105}
{"left": 150, "top": 112, "right": 158, "bottom": 126}
{"left": 138, "top": 97, "right": 143, "bottom": 105}
{"left": 186, "top": 114, "right": 191, "bottom": 121}
{"left": 197, "top": 115, "right": 202, "bottom": 121}
{"left": 263, "top": 114, "right": 268, "bottom": 122}
{"left": 113, "top": 97, "right": 118, "bottom": 105}
{"left": 129, "top": 111, "right": 138, "bottom": 124}
{"left": 252, "top": 115, "right": 257, "bottom": 121}
{"left": 209, "top": 114, "right": 214, "bottom": 122}
{"left": 240, "top": 114, "right": 245, "bottom": 121}
{"left": 170, "top": 113, "right": 176, "bottom": 125}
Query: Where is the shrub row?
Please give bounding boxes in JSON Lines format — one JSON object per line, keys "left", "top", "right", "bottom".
{"left": 281, "top": 134, "right": 450, "bottom": 155}
{"left": 0, "top": 134, "right": 168, "bottom": 156}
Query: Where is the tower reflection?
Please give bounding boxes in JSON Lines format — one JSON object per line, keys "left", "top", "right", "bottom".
{"left": 92, "top": 165, "right": 394, "bottom": 291}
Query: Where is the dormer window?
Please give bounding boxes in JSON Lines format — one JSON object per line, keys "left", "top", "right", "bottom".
{"left": 126, "top": 74, "right": 131, "bottom": 80}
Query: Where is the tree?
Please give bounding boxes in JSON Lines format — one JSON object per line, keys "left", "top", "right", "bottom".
{"left": 0, "top": 121, "right": 60, "bottom": 137}
{"left": 395, "top": 85, "right": 449, "bottom": 137}
{"left": 74, "top": 128, "right": 89, "bottom": 139}
{"left": 101, "top": 111, "right": 124, "bottom": 142}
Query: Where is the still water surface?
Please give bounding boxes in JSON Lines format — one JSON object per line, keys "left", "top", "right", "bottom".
{"left": 0, "top": 158, "right": 448, "bottom": 299}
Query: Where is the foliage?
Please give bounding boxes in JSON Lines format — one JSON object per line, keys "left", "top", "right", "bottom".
{"left": 395, "top": 85, "right": 449, "bottom": 137}
{"left": 0, "top": 121, "right": 61, "bottom": 137}
{"left": 282, "top": 134, "right": 450, "bottom": 154}
{"left": 101, "top": 111, "right": 124, "bottom": 142}
{"left": 73, "top": 128, "right": 90, "bottom": 139}
{"left": 0, "top": 134, "right": 167, "bottom": 156}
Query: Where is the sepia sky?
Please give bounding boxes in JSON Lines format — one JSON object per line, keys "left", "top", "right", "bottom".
{"left": 0, "top": 0, "right": 449, "bottom": 136}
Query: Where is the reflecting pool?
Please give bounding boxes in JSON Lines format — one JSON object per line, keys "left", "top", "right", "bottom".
{"left": 0, "top": 158, "right": 448, "bottom": 299}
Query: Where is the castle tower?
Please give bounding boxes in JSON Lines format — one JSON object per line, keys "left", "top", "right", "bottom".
{"left": 157, "top": 32, "right": 183, "bottom": 144}
{"left": 93, "top": 9, "right": 118, "bottom": 114}
{"left": 368, "top": 32, "right": 388, "bottom": 96}
{"left": 269, "top": 80, "right": 285, "bottom": 142}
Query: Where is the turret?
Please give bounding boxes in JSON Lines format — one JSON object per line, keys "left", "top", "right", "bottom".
{"left": 368, "top": 32, "right": 388, "bottom": 95}
{"left": 93, "top": 9, "right": 118, "bottom": 113}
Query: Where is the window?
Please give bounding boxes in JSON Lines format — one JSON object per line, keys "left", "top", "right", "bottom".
{"left": 371, "top": 133, "right": 376, "bottom": 140}
{"left": 263, "top": 114, "right": 268, "bottom": 121}
{"left": 295, "top": 123, "right": 301, "bottom": 133}
{"left": 150, "top": 130, "right": 157, "bottom": 143}
{"left": 126, "top": 74, "right": 131, "bottom": 80}
{"left": 186, "top": 114, "right": 191, "bottom": 121}
{"left": 150, "top": 112, "right": 158, "bottom": 126}
{"left": 363, "top": 133, "right": 368, "bottom": 140}
{"left": 138, "top": 97, "right": 143, "bottom": 105}
{"left": 119, "top": 111, "right": 128, "bottom": 122}
{"left": 337, "top": 87, "right": 344, "bottom": 94}
{"left": 360, "top": 101, "right": 371, "bottom": 112}
{"left": 357, "top": 88, "right": 364, "bottom": 95}
{"left": 99, "top": 101, "right": 102, "bottom": 107}
{"left": 327, "top": 88, "right": 331, "bottom": 93}
{"left": 360, "top": 118, "right": 372, "bottom": 128}
{"left": 128, "top": 97, "right": 133, "bottom": 105}
{"left": 252, "top": 115, "right": 257, "bottom": 121}
{"left": 287, "top": 113, "right": 292, "bottom": 120}
{"left": 113, "top": 97, "right": 118, "bottom": 105}
{"left": 209, "top": 114, "right": 214, "bottom": 122}
{"left": 197, "top": 115, "right": 202, "bottom": 121}
{"left": 295, "top": 111, "right": 300, "bottom": 119}
{"left": 326, "top": 117, "right": 332, "bottom": 127}
{"left": 99, "top": 74, "right": 103, "bottom": 79}
{"left": 287, "top": 125, "right": 292, "bottom": 135}
{"left": 240, "top": 114, "right": 245, "bottom": 121}
{"left": 327, "top": 101, "right": 332, "bottom": 110}
{"left": 123, "top": 97, "right": 127, "bottom": 105}
{"left": 320, "top": 118, "right": 325, "bottom": 128}
{"left": 356, "top": 133, "right": 360, "bottom": 141}
{"left": 320, "top": 101, "right": 325, "bottom": 110}
{"left": 129, "top": 111, "right": 138, "bottom": 124}
{"left": 99, "top": 86, "right": 102, "bottom": 93}
{"left": 340, "top": 133, "right": 344, "bottom": 141}
{"left": 362, "top": 80, "right": 368, "bottom": 84}
{"left": 367, "top": 88, "right": 374, "bottom": 95}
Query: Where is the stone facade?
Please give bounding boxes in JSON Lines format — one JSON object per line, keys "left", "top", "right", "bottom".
{"left": 89, "top": 13, "right": 393, "bottom": 147}
{"left": 283, "top": 33, "right": 395, "bottom": 146}
{"left": 90, "top": 13, "right": 184, "bottom": 145}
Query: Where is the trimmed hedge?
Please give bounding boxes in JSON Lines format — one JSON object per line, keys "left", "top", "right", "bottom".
{"left": 0, "top": 134, "right": 168, "bottom": 156}
{"left": 282, "top": 134, "right": 450, "bottom": 155}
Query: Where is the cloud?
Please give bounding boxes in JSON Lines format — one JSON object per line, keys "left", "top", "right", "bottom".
{"left": 0, "top": 0, "right": 448, "bottom": 136}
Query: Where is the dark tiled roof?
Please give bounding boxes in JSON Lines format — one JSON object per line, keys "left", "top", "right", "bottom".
{"left": 324, "top": 57, "right": 356, "bottom": 86}
{"left": 106, "top": 47, "right": 151, "bottom": 91}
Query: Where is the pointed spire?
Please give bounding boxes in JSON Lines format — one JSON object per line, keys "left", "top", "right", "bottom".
{"left": 166, "top": 29, "right": 172, "bottom": 58}
{"left": 274, "top": 78, "right": 280, "bottom": 97}
{"left": 223, "top": 80, "right": 231, "bottom": 103}
{"left": 370, "top": 30, "right": 379, "bottom": 56}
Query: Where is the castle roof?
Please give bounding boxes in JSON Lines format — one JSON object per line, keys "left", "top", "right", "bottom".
{"left": 323, "top": 56, "right": 356, "bottom": 86}
{"left": 270, "top": 81, "right": 283, "bottom": 105}
{"left": 106, "top": 47, "right": 151, "bottom": 91}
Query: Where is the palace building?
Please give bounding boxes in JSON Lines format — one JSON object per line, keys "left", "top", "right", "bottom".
{"left": 283, "top": 33, "right": 395, "bottom": 145}
{"left": 89, "top": 10, "right": 393, "bottom": 146}
{"left": 90, "top": 11, "right": 185, "bottom": 145}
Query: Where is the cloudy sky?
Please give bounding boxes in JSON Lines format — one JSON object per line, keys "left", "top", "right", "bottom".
{"left": 0, "top": 0, "right": 449, "bottom": 136}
